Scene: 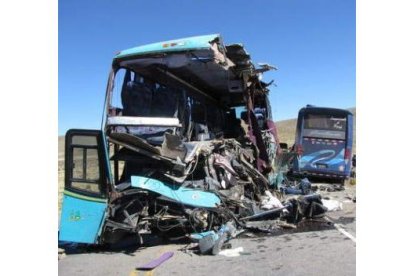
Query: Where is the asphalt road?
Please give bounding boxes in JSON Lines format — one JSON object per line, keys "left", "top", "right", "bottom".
{"left": 59, "top": 185, "right": 356, "bottom": 276}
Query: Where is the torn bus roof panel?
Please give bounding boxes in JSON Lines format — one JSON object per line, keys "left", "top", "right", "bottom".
{"left": 113, "top": 34, "right": 269, "bottom": 102}
{"left": 225, "top": 43, "right": 252, "bottom": 70}
{"left": 117, "top": 51, "right": 240, "bottom": 98}
{"left": 114, "top": 34, "right": 221, "bottom": 60}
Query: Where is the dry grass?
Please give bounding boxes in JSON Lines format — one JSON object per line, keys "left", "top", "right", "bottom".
{"left": 276, "top": 118, "right": 297, "bottom": 148}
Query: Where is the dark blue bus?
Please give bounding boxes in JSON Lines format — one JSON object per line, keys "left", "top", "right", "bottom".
{"left": 292, "top": 106, "right": 353, "bottom": 182}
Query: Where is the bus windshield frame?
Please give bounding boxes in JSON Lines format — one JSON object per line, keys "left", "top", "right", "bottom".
{"left": 302, "top": 113, "right": 348, "bottom": 140}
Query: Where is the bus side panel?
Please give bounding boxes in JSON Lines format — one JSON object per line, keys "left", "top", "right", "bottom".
{"left": 344, "top": 113, "right": 354, "bottom": 175}
{"left": 59, "top": 193, "right": 107, "bottom": 244}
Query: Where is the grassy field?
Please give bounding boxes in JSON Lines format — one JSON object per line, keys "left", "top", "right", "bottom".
{"left": 58, "top": 107, "right": 356, "bottom": 212}
{"left": 276, "top": 118, "right": 297, "bottom": 147}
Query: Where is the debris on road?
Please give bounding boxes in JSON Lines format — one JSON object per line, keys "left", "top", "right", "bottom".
{"left": 316, "top": 183, "right": 345, "bottom": 192}
{"left": 321, "top": 199, "right": 343, "bottom": 212}
{"left": 136, "top": 252, "right": 174, "bottom": 270}
{"left": 58, "top": 248, "right": 66, "bottom": 260}
{"left": 218, "top": 247, "right": 245, "bottom": 257}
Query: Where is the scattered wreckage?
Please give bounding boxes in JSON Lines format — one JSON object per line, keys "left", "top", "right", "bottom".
{"left": 59, "top": 34, "right": 331, "bottom": 255}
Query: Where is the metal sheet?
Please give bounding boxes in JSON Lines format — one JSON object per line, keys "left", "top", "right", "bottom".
{"left": 109, "top": 132, "right": 161, "bottom": 155}
{"left": 131, "top": 176, "right": 221, "bottom": 208}
{"left": 107, "top": 116, "right": 181, "bottom": 127}
{"left": 59, "top": 192, "right": 107, "bottom": 244}
{"left": 115, "top": 34, "right": 220, "bottom": 59}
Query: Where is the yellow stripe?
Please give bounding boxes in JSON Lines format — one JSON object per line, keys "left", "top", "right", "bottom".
{"left": 129, "top": 270, "right": 154, "bottom": 276}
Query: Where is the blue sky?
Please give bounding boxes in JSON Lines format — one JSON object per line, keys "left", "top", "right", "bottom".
{"left": 59, "top": 0, "right": 355, "bottom": 135}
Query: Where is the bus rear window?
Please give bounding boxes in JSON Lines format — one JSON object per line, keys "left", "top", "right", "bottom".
{"left": 303, "top": 114, "right": 347, "bottom": 139}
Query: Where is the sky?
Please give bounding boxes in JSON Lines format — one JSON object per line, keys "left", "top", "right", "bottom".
{"left": 59, "top": 0, "right": 355, "bottom": 135}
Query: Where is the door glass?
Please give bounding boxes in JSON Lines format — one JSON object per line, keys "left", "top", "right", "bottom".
{"left": 68, "top": 134, "right": 102, "bottom": 196}
{"left": 72, "top": 135, "right": 98, "bottom": 146}
{"left": 86, "top": 148, "right": 100, "bottom": 180}
{"left": 72, "top": 181, "right": 100, "bottom": 193}
{"left": 72, "top": 148, "right": 84, "bottom": 179}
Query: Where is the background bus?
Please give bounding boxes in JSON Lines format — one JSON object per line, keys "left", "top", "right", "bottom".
{"left": 292, "top": 105, "right": 353, "bottom": 183}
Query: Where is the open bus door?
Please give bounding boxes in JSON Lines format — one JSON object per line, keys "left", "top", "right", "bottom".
{"left": 59, "top": 129, "right": 109, "bottom": 244}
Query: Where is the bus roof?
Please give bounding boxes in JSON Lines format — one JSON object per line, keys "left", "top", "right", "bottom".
{"left": 299, "top": 106, "right": 353, "bottom": 116}
{"left": 110, "top": 34, "right": 276, "bottom": 107}
{"left": 114, "top": 34, "right": 221, "bottom": 60}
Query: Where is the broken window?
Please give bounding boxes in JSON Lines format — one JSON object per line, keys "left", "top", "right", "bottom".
{"left": 68, "top": 135, "right": 102, "bottom": 195}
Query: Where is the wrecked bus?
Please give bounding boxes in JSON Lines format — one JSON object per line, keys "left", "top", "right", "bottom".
{"left": 292, "top": 105, "right": 353, "bottom": 183}
{"left": 59, "top": 34, "right": 326, "bottom": 247}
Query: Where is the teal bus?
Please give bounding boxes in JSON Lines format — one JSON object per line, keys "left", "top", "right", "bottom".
{"left": 58, "top": 34, "right": 283, "bottom": 245}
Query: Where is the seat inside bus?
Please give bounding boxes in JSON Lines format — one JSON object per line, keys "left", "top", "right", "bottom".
{"left": 119, "top": 70, "right": 179, "bottom": 145}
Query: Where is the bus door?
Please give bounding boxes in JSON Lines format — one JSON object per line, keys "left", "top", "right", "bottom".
{"left": 59, "top": 129, "right": 109, "bottom": 244}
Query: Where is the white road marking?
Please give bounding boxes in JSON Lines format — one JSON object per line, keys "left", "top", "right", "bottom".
{"left": 325, "top": 216, "right": 356, "bottom": 243}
